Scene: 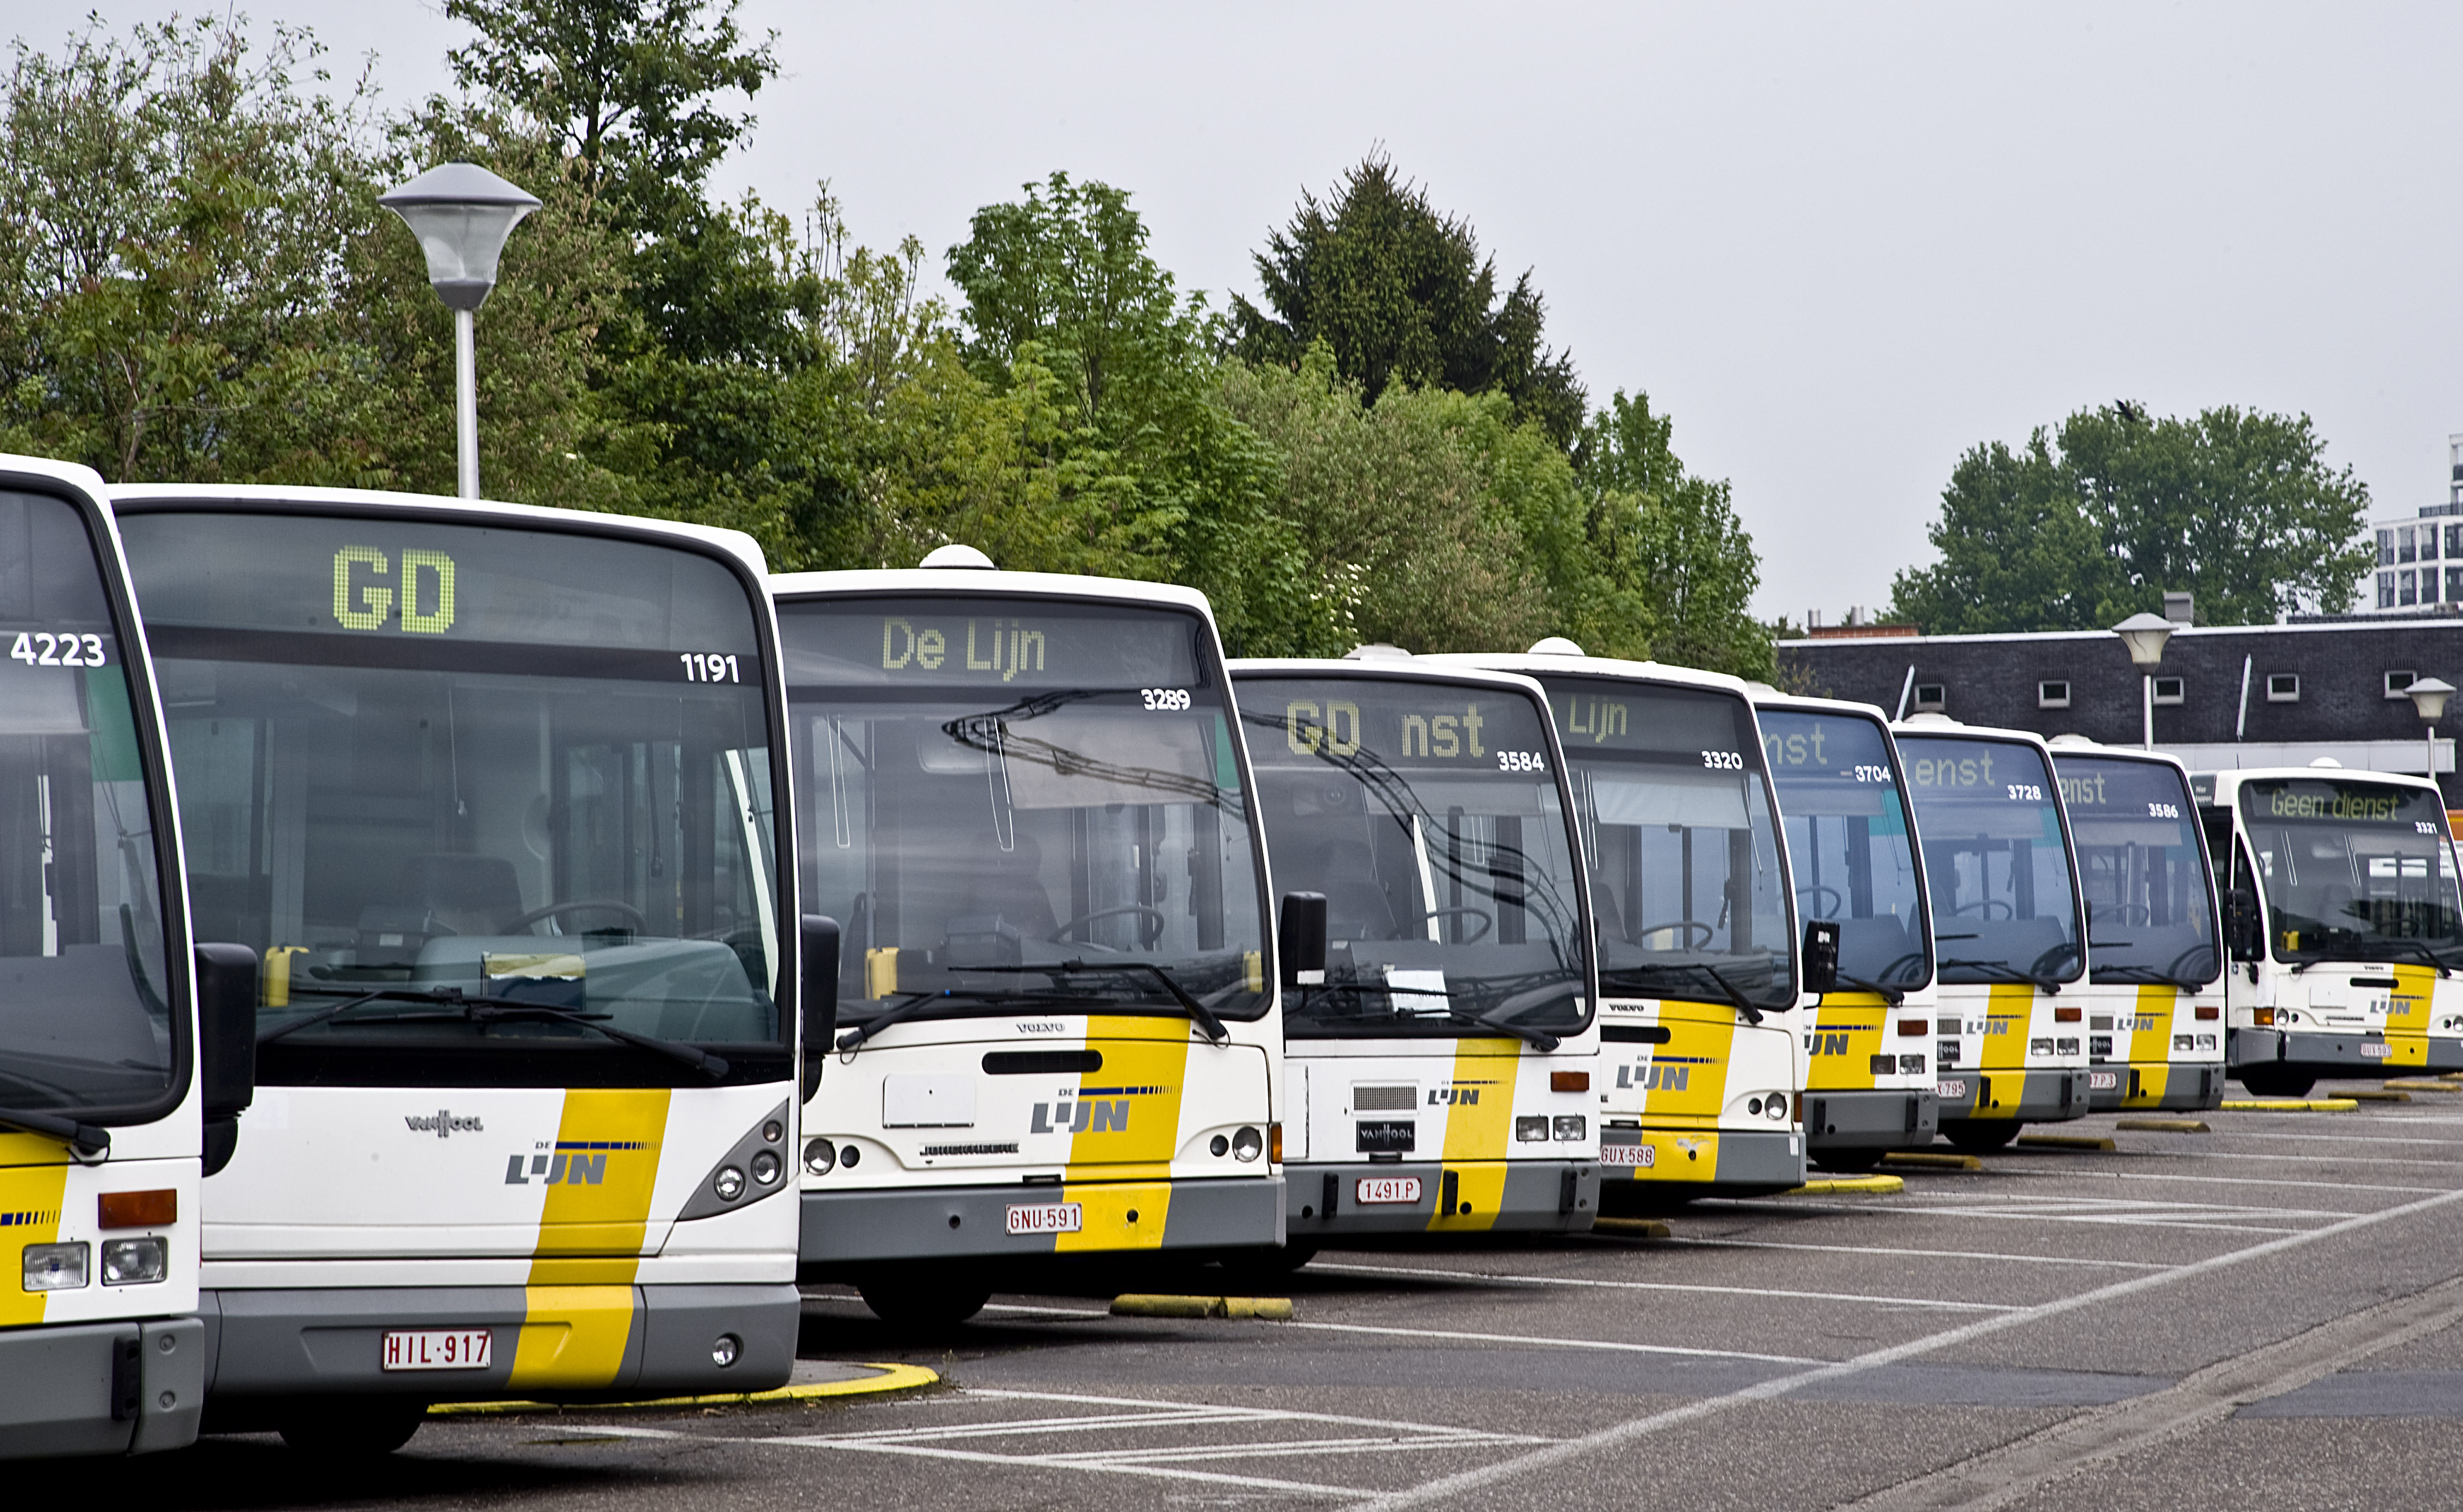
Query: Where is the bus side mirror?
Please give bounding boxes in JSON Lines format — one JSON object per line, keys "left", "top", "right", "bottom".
{"left": 801, "top": 916, "right": 842, "bottom": 1101}
{"left": 195, "top": 942, "right": 258, "bottom": 1178}
{"left": 1279, "top": 892, "right": 1327, "bottom": 990}
{"left": 1801, "top": 919, "right": 1840, "bottom": 996}
{"left": 2226, "top": 890, "right": 2265, "bottom": 962}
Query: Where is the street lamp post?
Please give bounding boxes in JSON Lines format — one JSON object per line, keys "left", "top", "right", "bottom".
{"left": 2406, "top": 676, "right": 2455, "bottom": 789}
{"left": 378, "top": 163, "right": 541, "bottom": 499}
{"left": 2113, "top": 612, "right": 2175, "bottom": 750}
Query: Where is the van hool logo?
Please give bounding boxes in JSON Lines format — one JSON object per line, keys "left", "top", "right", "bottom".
{"left": 405, "top": 1109, "right": 483, "bottom": 1137}
{"left": 504, "top": 1140, "right": 646, "bottom": 1186}
{"left": 1032, "top": 1085, "right": 1167, "bottom": 1134}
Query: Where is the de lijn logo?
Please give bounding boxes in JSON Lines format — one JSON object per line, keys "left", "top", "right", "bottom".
{"left": 1031, "top": 1085, "right": 1168, "bottom": 1134}
{"left": 504, "top": 1140, "right": 646, "bottom": 1187}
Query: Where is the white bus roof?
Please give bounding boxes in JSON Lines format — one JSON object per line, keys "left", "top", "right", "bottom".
{"left": 770, "top": 568, "right": 1216, "bottom": 620}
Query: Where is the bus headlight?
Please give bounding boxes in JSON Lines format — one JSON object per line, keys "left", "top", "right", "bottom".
{"left": 804, "top": 1137, "right": 837, "bottom": 1175}
{"left": 1553, "top": 1115, "right": 1586, "bottom": 1140}
{"left": 1232, "top": 1126, "right": 1264, "bottom": 1162}
{"left": 23, "top": 1242, "right": 87, "bottom": 1291}
{"left": 101, "top": 1237, "right": 168, "bottom": 1285}
{"left": 678, "top": 1101, "right": 794, "bottom": 1221}
{"left": 712, "top": 1166, "right": 747, "bottom": 1202}
{"left": 751, "top": 1150, "right": 783, "bottom": 1187}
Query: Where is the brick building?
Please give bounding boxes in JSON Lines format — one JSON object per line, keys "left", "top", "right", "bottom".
{"left": 1775, "top": 608, "right": 2463, "bottom": 804}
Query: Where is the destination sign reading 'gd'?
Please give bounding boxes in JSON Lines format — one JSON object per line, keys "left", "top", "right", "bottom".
{"left": 1239, "top": 676, "right": 1556, "bottom": 773}
{"left": 776, "top": 598, "right": 1202, "bottom": 689}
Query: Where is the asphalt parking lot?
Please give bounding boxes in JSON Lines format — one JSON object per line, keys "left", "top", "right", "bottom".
{"left": 82, "top": 1078, "right": 2463, "bottom": 1510}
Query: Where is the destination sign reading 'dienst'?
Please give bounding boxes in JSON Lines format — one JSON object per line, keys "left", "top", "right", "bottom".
{"left": 777, "top": 599, "right": 1202, "bottom": 688}
{"left": 1237, "top": 678, "right": 1553, "bottom": 773}
{"left": 118, "top": 512, "right": 760, "bottom": 655}
{"left": 2244, "top": 779, "right": 2448, "bottom": 829}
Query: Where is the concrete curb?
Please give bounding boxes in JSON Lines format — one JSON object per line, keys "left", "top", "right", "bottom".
{"left": 427, "top": 1362, "right": 941, "bottom": 1417}
{"left": 1883, "top": 1151, "right": 1983, "bottom": 1171}
{"left": 2220, "top": 1098, "right": 2359, "bottom": 1112}
{"left": 2338, "top": 1089, "right": 2414, "bottom": 1103}
{"left": 1590, "top": 1217, "right": 1673, "bottom": 1239}
{"left": 2384, "top": 1079, "right": 2459, "bottom": 1094}
{"left": 2116, "top": 1118, "right": 2211, "bottom": 1133}
{"left": 1793, "top": 1174, "right": 1906, "bottom": 1195}
{"left": 1110, "top": 1294, "right": 1294, "bottom": 1320}
{"left": 2015, "top": 1134, "right": 2117, "bottom": 1151}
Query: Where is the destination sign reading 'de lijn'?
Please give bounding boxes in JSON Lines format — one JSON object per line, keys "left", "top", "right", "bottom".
{"left": 1533, "top": 676, "right": 1755, "bottom": 765}
{"left": 1237, "top": 679, "right": 1553, "bottom": 773}
{"left": 777, "top": 599, "right": 1203, "bottom": 690}
{"left": 118, "top": 511, "right": 762, "bottom": 658}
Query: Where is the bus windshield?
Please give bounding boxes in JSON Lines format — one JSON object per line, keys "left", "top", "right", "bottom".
{"left": 0, "top": 491, "right": 173, "bottom": 1117}
{"left": 2239, "top": 779, "right": 2463, "bottom": 967}
{"left": 1240, "top": 673, "right": 1590, "bottom": 1038}
{"left": 120, "top": 511, "right": 783, "bottom": 1087}
{"left": 1537, "top": 675, "right": 1794, "bottom": 1013}
{"left": 2055, "top": 754, "right": 2219, "bottom": 987}
{"left": 1898, "top": 735, "right": 2083, "bottom": 988}
{"left": 1760, "top": 709, "right": 1930, "bottom": 993}
{"left": 783, "top": 596, "right": 1268, "bottom": 1029}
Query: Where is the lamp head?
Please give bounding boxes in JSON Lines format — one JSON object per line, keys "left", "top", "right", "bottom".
{"left": 378, "top": 162, "right": 541, "bottom": 311}
{"left": 2406, "top": 676, "right": 2455, "bottom": 723}
{"left": 2111, "top": 611, "right": 2174, "bottom": 668}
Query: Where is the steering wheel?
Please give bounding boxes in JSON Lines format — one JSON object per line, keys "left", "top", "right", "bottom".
{"left": 2030, "top": 941, "right": 2081, "bottom": 979}
{"left": 501, "top": 899, "right": 648, "bottom": 935}
{"left": 1050, "top": 904, "right": 1166, "bottom": 950}
{"left": 2167, "top": 943, "right": 2220, "bottom": 982}
{"left": 2106, "top": 903, "right": 2151, "bottom": 926}
{"left": 1638, "top": 919, "right": 1716, "bottom": 949}
{"left": 1950, "top": 899, "right": 2014, "bottom": 920}
{"left": 1418, "top": 907, "right": 1493, "bottom": 943}
{"left": 1796, "top": 885, "right": 1843, "bottom": 916}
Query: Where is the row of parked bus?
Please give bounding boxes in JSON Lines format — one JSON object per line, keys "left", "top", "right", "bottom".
{"left": 7, "top": 460, "right": 2459, "bottom": 1459}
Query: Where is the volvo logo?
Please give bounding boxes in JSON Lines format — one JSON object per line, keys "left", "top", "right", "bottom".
{"left": 405, "top": 1109, "right": 483, "bottom": 1137}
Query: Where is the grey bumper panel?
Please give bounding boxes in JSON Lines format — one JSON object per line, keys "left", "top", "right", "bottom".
{"left": 0, "top": 1316, "right": 202, "bottom": 1460}
{"left": 1939, "top": 1068, "right": 2090, "bottom": 1127}
{"left": 1285, "top": 1162, "right": 1597, "bottom": 1236}
{"left": 1806, "top": 1090, "right": 1938, "bottom": 1151}
{"left": 800, "top": 1177, "right": 1284, "bottom": 1269}
{"left": 201, "top": 1284, "right": 798, "bottom": 1403}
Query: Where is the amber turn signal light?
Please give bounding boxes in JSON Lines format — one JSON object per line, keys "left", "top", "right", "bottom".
{"left": 2195, "top": 1006, "right": 2220, "bottom": 1020}
{"left": 2054, "top": 1007, "right": 2082, "bottom": 1023}
{"left": 1267, "top": 1122, "right": 1283, "bottom": 1164}
{"left": 1550, "top": 1071, "right": 1589, "bottom": 1093}
{"left": 99, "top": 1189, "right": 176, "bottom": 1229}
{"left": 1897, "top": 1018, "right": 1928, "bottom": 1037}
{"left": 2253, "top": 1007, "right": 2277, "bottom": 1026}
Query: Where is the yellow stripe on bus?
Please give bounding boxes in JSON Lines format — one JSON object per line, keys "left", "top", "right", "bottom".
{"left": 2389, "top": 964, "right": 2437, "bottom": 1068}
{"left": 506, "top": 1284, "right": 635, "bottom": 1389}
{"left": 1428, "top": 1039, "right": 1517, "bottom": 1231}
{"left": 1055, "top": 1180, "right": 1173, "bottom": 1253}
{"left": 1066, "top": 1017, "right": 1193, "bottom": 1174}
{"left": 514, "top": 1088, "right": 672, "bottom": 1387}
{"left": 0, "top": 1162, "right": 67, "bottom": 1326}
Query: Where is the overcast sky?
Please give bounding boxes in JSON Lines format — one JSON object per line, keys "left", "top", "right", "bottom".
{"left": 14, "top": 2, "right": 2459, "bottom": 622}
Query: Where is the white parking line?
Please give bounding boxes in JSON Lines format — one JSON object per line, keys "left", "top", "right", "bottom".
{"left": 2100, "top": 1170, "right": 2447, "bottom": 1196}
{"left": 1351, "top": 1177, "right": 2463, "bottom": 1510}
{"left": 1740, "top": 1197, "right": 2308, "bottom": 1233}
{"left": 2167, "top": 1149, "right": 2463, "bottom": 1169}
{"left": 1659, "top": 1236, "right": 2169, "bottom": 1270}
{"left": 1310, "top": 1259, "right": 2021, "bottom": 1312}
{"left": 1284, "top": 1317, "right": 1824, "bottom": 1365}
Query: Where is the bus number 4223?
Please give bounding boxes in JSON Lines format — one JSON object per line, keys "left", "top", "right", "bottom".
{"left": 11, "top": 631, "right": 103, "bottom": 667}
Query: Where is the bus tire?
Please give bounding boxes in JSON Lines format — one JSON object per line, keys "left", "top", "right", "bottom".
{"left": 1941, "top": 1122, "right": 2020, "bottom": 1151}
{"left": 277, "top": 1400, "right": 427, "bottom": 1457}
{"left": 1221, "top": 1244, "right": 1317, "bottom": 1279}
{"left": 2236, "top": 1067, "right": 2315, "bottom": 1098}
{"left": 858, "top": 1271, "right": 993, "bottom": 1328}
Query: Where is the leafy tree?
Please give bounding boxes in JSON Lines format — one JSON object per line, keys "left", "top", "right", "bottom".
{"left": 1574, "top": 391, "right": 1770, "bottom": 677}
{"left": 1234, "top": 153, "right": 1585, "bottom": 450}
{"left": 1890, "top": 403, "right": 2372, "bottom": 632}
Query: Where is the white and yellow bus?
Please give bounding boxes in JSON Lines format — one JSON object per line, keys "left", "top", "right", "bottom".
{"left": 777, "top": 554, "right": 1284, "bottom": 1326}
{"left": 0, "top": 459, "right": 253, "bottom": 1459}
{"left": 119, "top": 487, "right": 812, "bottom": 1455}
{"left": 1437, "top": 644, "right": 1810, "bottom": 1205}
{"left": 1893, "top": 717, "right": 2091, "bottom": 1145}
{"left": 2048, "top": 739, "right": 2225, "bottom": 1113}
{"left": 1752, "top": 691, "right": 1939, "bottom": 1172}
{"left": 1229, "top": 654, "right": 1597, "bottom": 1256}
{"left": 2195, "top": 767, "right": 2463, "bottom": 1095}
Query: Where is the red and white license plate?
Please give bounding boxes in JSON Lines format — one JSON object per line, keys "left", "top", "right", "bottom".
{"left": 1599, "top": 1143, "right": 1654, "bottom": 1168}
{"left": 1354, "top": 1176, "right": 1422, "bottom": 1205}
{"left": 1936, "top": 1078, "right": 1969, "bottom": 1100}
{"left": 382, "top": 1329, "right": 491, "bottom": 1371}
{"left": 2361, "top": 1043, "right": 2393, "bottom": 1058}
{"left": 1006, "top": 1201, "right": 1083, "bottom": 1235}
{"left": 2088, "top": 1071, "right": 2119, "bottom": 1091}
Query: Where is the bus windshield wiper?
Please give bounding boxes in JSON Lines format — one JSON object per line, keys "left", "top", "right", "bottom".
{"left": 0, "top": 1106, "right": 109, "bottom": 1163}
{"left": 1829, "top": 973, "right": 1906, "bottom": 1006}
{"left": 1302, "top": 979, "right": 1563, "bottom": 1051}
{"left": 1624, "top": 961, "right": 1765, "bottom": 1024}
{"left": 2285, "top": 939, "right": 2456, "bottom": 977}
{"left": 260, "top": 985, "right": 729, "bottom": 1077}
{"left": 967, "top": 961, "right": 1228, "bottom": 1044}
{"left": 833, "top": 988, "right": 1062, "bottom": 1052}
{"left": 1939, "top": 958, "right": 2061, "bottom": 993}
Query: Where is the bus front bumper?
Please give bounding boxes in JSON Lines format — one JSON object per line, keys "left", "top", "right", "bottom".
{"left": 800, "top": 1175, "right": 1284, "bottom": 1270}
{"left": 1805, "top": 1089, "right": 1937, "bottom": 1152}
{"left": 197, "top": 1284, "right": 798, "bottom": 1416}
{"left": 0, "top": 1317, "right": 203, "bottom": 1460}
{"left": 1286, "top": 1161, "right": 1596, "bottom": 1236}
{"left": 2233, "top": 1027, "right": 2422, "bottom": 1076}
{"left": 2089, "top": 1061, "right": 2226, "bottom": 1112}
{"left": 1597, "top": 1126, "right": 1802, "bottom": 1198}
{"left": 1935, "top": 1069, "right": 2089, "bottom": 1125}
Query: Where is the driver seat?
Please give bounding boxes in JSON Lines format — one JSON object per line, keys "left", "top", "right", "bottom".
{"left": 398, "top": 853, "right": 525, "bottom": 937}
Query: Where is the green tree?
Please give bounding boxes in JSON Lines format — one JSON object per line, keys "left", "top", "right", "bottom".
{"left": 1889, "top": 403, "right": 2373, "bottom": 632}
{"left": 1233, "top": 153, "right": 1585, "bottom": 450}
{"left": 1574, "top": 391, "right": 1769, "bottom": 676}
